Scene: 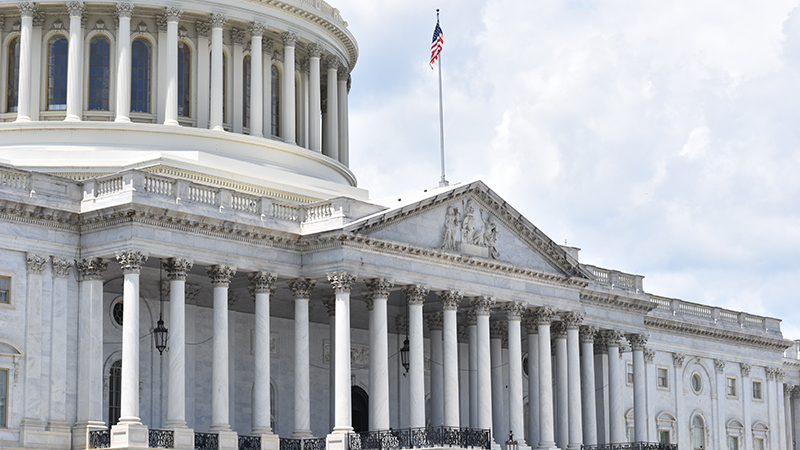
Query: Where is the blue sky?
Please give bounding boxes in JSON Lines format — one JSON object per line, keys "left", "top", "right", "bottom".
{"left": 335, "top": 0, "right": 800, "bottom": 339}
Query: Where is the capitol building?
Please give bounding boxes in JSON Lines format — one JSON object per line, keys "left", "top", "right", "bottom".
{"left": 0, "top": 1, "right": 798, "bottom": 450}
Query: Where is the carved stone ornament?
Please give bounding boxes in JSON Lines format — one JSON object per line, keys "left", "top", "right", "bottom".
{"left": 26, "top": 253, "right": 47, "bottom": 275}
{"left": 440, "top": 205, "right": 460, "bottom": 252}
{"left": 135, "top": 21, "right": 147, "bottom": 33}
{"left": 458, "top": 326, "right": 469, "bottom": 343}
{"left": 288, "top": 278, "right": 316, "bottom": 299}
{"left": 178, "top": 25, "right": 188, "bottom": 38}
{"left": 51, "top": 257, "right": 74, "bottom": 279}
{"left": 322, "top": 297, "right": 336, "bottom": 316}
{"left": 164, "top": 6, "right": 182, "bottom": 22}
{"left": 338, "top": 66, "right": 350, "bottom": 81}
{"left": 438, "top": 290, "right": 462, "bottom": 311}
{"left": 248, "top": 21, "right": 266, "bottom": 37}
{"left": 426, "top": 312, "right": 443, "bottom": 331}
{"left": 281, "top": 31, "right": 297, "bottom": 47}
{"left": 327, "top": 272, "right": 356, "bottom": 294}
{"left": 594, "top": 336, "right": 608, "bottom": 354}
{"left": 364, "top": 278, "right": 393, "bottom": 300}
{"left": 76, "top": 257, "right": 108, "bottom": 280}
{"left": 469, "top": 296, "right": 495, "bottom": 316}
{"left": 530, "top": 306, "right": 557, "bottom": 325}
{"left": 626, "top": 333, "right": 649, "bottom": 350}
{"left": 644, "top": 348, "right": 656, "bottom": 363}
{"left": 740, "top": 362, "right": 752, "bottom": 377}
{"left": 116, "top": 250, "right": 148, "bottom": 274}
{"left": 298, "top": 58, "right": 310, "bottom": 73}
{"left": 209, "top": 13, "right": 227, "bottom": 29}
{"left": 524, "top": 316, "right": 539, "bottom": 334}
{"left": 185, "top": 284, "right": 200, "bottom": 304}
{"left": 561, "top": 311, "right": 585, "bottom": 329}
{"left": 206, "top": 265, "right": 236, "bottom": 286}
{"left": 228, "top": 291, "right": 240, "bottom": 308}
{"left": 601, "top": 330, "right": 624, "bottom": 347}
{"left": 502, "top": 301, "right": 525, "bottom": 320}
{"left": 116, "top": 2, "right": 134, "bottom": 19}
{"left": 307, "top": 43, "right": 322, "bottom": 58}
{"left": 18, "top": 2, "right": 36, "bottom": 19}
{"left": 551, "top": 321, "right": 567, "bottom": 339}
{"left": 673, "top": 352, "right": 686, "bottom": 368}
{"left": 195, "top": 20, "right": 210, "bottom": 37}
{"left": 714, "top": 359, "right": 726, "bottom": 373}
{"left": 0, "top": 15, "right": 5, "bottom": 30}
{"left": 766, "top": 367, "right": 777, "bottom": 380}
{"left": 32, "top": 10, "right": 44, "bottom": 27}
{"left": 361, "top": 294, "right": 374, "bottom": 311}
{"left": 162, "top": 257, "right": 193, "bottom": 281}
{"left": 12, "top": 20, "right": 21, "bottom": 32}
{"left": 579, "top": 325, "right": 599, "bottom": 344}
{"left": 324, "top": 54, "right": 340, "bottom": 70}
{"left": 51, "top": 18, "right": 64, "bottom": 30}
{"left": 784, "top": 383, "right": 795, "bottom": 396}
{"left": 465, "top": 308, "right": 477, "bottom": 326}
{"left": 262, "top": 38, "right": 274, "bottom": 53}
{"left": 155, "top": 14, "right": 167, "bottom": 32}
{"left": 490, "top": 321, "right": 507, "bottom": 339}
{"left": 777, "top": 368, "right": 786, "bottom": 381}
{"left": 247, "top": 271, "right": 277, "bottom": 294}
{"left": 66, "top": 1, "right": 84, "bottom": 17}
{"left": 402, "top": 284, "right": 429, "bottom": 305}
{"left": 94, "top": 19, "right": 106, "bottom": 30}
{"left": 230, "top": 27, "right": 245, "bottom": 45}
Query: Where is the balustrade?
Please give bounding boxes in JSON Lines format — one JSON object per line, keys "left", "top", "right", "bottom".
{"left": 348, "top": 427, "right": 490, "bottom": 450}
{"left": 0, "top": 168, "right": 29, "bottom": 190}
{"left": 580, "top": 443, "right": 677, "bottom": 450}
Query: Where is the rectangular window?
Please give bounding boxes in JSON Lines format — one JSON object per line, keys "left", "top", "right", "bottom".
{"left": 0, "top": 276, "right": 9, "bottom": 303}
{"left": 0, "top": 368, "right": 7, "bottom": 427}
{"left": 729, "top": 436, "right": 739, "bottom": 450}
{"left": 727, "top": 377, "right": 737, "bottom": 396}
{"left": 754, "top": 438, "right": 764, "bottom": 450}
{"left": 659, "top": 430, "right": 670, "bottom": 444}
{"left": 753, "top": 380, "right": 762, "bottom": 400}
{"left": 628, "top": 427, "right": 635, "bottom": 444}
{"left": 626, "top": 362, "right": 634, "bottom": 385}
{"left": 657, "top": 367, "right": 669, "bottom": 388}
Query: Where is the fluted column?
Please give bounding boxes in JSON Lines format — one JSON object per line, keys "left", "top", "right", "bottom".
{"left": 365, "top": 279, "right": 393, "bottom": 431}
{"left": 327, "top": 272, "right": 357, "bottom": 433}
{"left": 248, "top": 272, "right": 277, "bottom": 434}
{"left": 467, "top": 310, "right": 479, "bottom": 428}
{"left": 503, "top": 302, "right": 528, "bottom": 448}
{"left": 439, "top": 291, "right": 462, "bottom": 427}
{"left": 603, "top": 331, "right": 625, "bottom": 444}
{"left": 196, "top": 21, "right": 210, "bottom": 128}
{"left": 579, "top": 326, "right": 599, "bottom": 446}
{"left": 280, "top": 32, "right": 297, "bottom": 143}
{"left": 163, "top": 258, "right": 193, "bottom": 428}
{"left": 337, "top": 69, "right": 349, "bottom": 166}
{"left": 288, "top": 278, "right": 317, "bottom": 437}
{"left": 552, "top": 321, "right": 568, "bottom": 449}
{"left": 231, "top": 28, "right": 245, "bottom": 133}
{"left": 323, "top": 298, "right": 336, "bottom": 431}
{"left": 490, "top": 322, "right": 506, "bottom": 444}
{"left": 163, "top": 7, "right": 182, "bottom": 126}
{"left": 626, "top": 334, "right": 648, "bottom": 443}
{"left": 307, "top": 44, "right": 322, "bottom": 151}
{"left": 65, "top": 1, "right": 84, "bottom": 121}
{"left": 206, "top": 265, "right": 237, "bottom": 431}
{"left": 324, "top": 55, "right": 339, "bottom": 160}
{"left": 115, "top": 250, "right": 148, "bottom": 426}
{"left": 532, "top": 307, "right": 558, "bottom": 450}
{"left": 48, "top": 258, "right": 74, "bottom": 432}
{"left": 209, "top": 13, "right": 227, "bottom": 131}
{"left": 470, "top": 297, "right": 496, "bottom": 442}
{"left": 114, "top": 3, "right": 134, "bottom": 123}
{"left": 21, "top": 254, "right": 46, "bottom": 428}
{"left": 563, "top": 312, "right": 584, "bottom": 450}
{"left": 403, "top": 285, "right": 429, "bottom": 428}
{"left": 524, "top": 317, "right": 539, "bottom": 448}
{"left": 15, "top": 2, "right": 35, "bottom": 122}
{"left": 428, "top": 312, "right": 444, "bottom": 427}
{"left": 248, "top": 22, "right": 266, "bottom": 137}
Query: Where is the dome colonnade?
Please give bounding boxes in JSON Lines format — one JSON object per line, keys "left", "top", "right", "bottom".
{"left": 0, "top": 0, "right": 352, "bottom": 165}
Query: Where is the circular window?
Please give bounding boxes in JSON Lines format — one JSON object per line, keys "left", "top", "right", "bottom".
{"left": 112, "top": 301, "right": 124, "bottom": 326}
{"left": 691, "top": 373, "right": 702, "bottom": 393}
{"left": 522, "top": 354, "right": 529, "bottom": 377}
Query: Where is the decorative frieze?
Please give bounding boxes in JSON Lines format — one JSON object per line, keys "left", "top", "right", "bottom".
{"left": 288, "top": 278, "right": 316, "bottom": 299}
{"left": 26, "top": 253, "right": 47, "bottom": 275}
{"left": 327, "top": 271, "right": 355, "bottom": 294}
{"left": 469, "top": 296, "right": 495, "bottom": 316}
{"left": 579, "top": 325, "right": 599, "bottom": 343}
{"left": 247, "top": 271, "right": 277, "bottom": 294}
{"left": 162, "top": 258, "right": 193, "bottom": 281}
{"left": 115, "top": 250, "right": 148, "bottom": 274}
{"left": 440, "top": 199, "right": 500, "bottom": 259}
{"left": 323, "top": 340, "right": 369, "bottom": 367}
{"left": 402, "top": 284, "right": 429, "bottom": 305}
{"left": 438, "top": 290, "right": 462, "bottom": 311}
{"left": 502, "top": 301, "right": 525, "bottom": 320}
{"left": 51, "top": 257, "right": 74, "bottom": 279}
{"left": 561, "top": 311, "right": 584, "bottom": 329}
{"left": 206, "top": 265, "right": 236, "bottom": 287}
{"left": 76, "top": 257, "right": 108, "bottom": 280}
{"left": 673, "top": 353, "right": 686, "bottom": 368}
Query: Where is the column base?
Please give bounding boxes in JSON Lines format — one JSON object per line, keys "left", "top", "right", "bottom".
{"left": 164, "top": 120, "right": 180, "bottom": 126}
{"left": 64, "top": 115, "right": 82, "bottom": 122}
{"left": 48, "top": 420, "right": 72, "bottom": 433}
{"left": 291, "top": 430, "right": 313, "bottom": 439}
{"left": 326, "top": 431, "right": 352, "bottom": 450}
{"left": 115, "top": 117, "right": 132, "bottom": 123}
{"left": 110, "top": 421, "right": 149, "bottom": 449}
{"left": 256, "top": 432, "right": 279, "bottom": 450}
{"left": 72, "top": 420, "right": 107, "bottom": 450}
{"left": 536, "top": 443, "right": 559, "bottom": 450}
{"left": 169, "top": 427, "right": 195, "bottom": 450}
{"left": 14, "top": 115, "right": 32, "bottom": 123}
{"left": 216, "top": 430, "right": 238, "bottom": 450}
{"left": 566, "top": 445, "right": 581, "bottom": 450}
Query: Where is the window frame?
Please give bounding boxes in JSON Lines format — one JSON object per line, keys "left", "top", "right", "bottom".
{"left": 130, "top": 36, "right": 153, "bottom": 114}
{"left": 0, "top": 367, "right": 8, "bottom": 428}
{"left": 46, "top": 33, "right": 69, "bottom": 111}
{"left": 752, "top": 379, "right": 763, "bottom": 401}
{"left": 87, "top": 34, "right": 111, "bottom": 111}
{"left": 726, "top": 376, "right": 737, "bottom": 398}
{"left": 626, "top": 361, "right": 634, "bottom": 386}
{"left": 243, "top": 54, "right": 251, "bottom": 129}
{"left": 0, "top": 275, "right": 10, "bottom": 304}
{"left": 6, "top": 35, "right": 21, "bottom": 113}
{"left": 691, "top": 372, "right": 703, "bottom": 394}
{"left": 657, "top": 366, "right": 669, "bottom": 390}
{"left": 108, "top": 360, "right": 122, "bottom": 426}
{"left": 177, "top": 40, "right": 191, "bottom": 118}
{"left": 271, "top": 63, "right": 280, "bottom": 137}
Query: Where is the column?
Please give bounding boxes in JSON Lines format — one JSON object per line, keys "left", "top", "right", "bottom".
{"left": 156, "top": 14, "right": 167, "bottom": 124}
{"left": 280, "top": 32, "right": 297, "bottom": 143}
{"left": 323, "top": 298, "right": 336, "bottom": 431}
{"left": 65, "top": 1, "right": 84, "bottom": 121}
{"left": 644, "top": 349, "right": 656, "bottom": 441}
{"left": 579, "top": 326, "right": 599, "bottom": 447}
{"left": 21, "top": 254, "right": 47, "bottom": 434}
{"left": 458, "top": 325, "right": 470, "bottom": 427}
{"left": 337, "top": 69, "right": 349, "bottom": 166}
{"left": 262, "top": 38, "right": 274, "bottom": 136}
{"left": 777, "top": 370, "right": 787, "bottom": 450}
{"left": 30, "top": 10, "right": 42, "bottom": 121}
{"left": 402, "top": 285, "right": 429, "bottom": 428}
{"left": 307, "top": 44, "right": 322, "bottom": 151}
{"left": 563, "top": 312, "right": 584, "bottom": 450}
{"left": 552, "top": 321, "right": 568, "bottom": 449}
{"left": 248, "top": 272, "right": 277, "bottom": 436}
{"left": 490, "top": 322, "right": 507, "bottom": 444}
{"left": 326, "top": 272, "right": 357, "bottom": 445}
{"left": 593, "top": 339, "right": 609, "bottom": 445}
{"left": 196, "top": 21, "right": 210, "bottom": 128}
{"left": 287, "top": 278, "right": 317, "bottom": 438}
{"left": 428, "top": 312, "right": 444, "bottom": 427}
{"left": 48, "top": 258, "right": 74, "bottom": 432}
{"left": 467, "top": 310, "right": 479, "bottom": 428}
{"left": 531, "top": 306, "right": 557, "bottom": 450}
{"left": 324, "top": 55, "right": 339, "bottom": 160}
{"left": 439, "top": 291, "right": 462, "bottom": 427}
{"left": 114, "top": 3, "right": 134, "bottom": 123}
{"left": 602, "top": 331, "right": 624, "bottom": 444}
{"left": 674, "top": 354, "right": 687, "bottom": 450}
{"left": 163, "top": 7, "right": 182, "bottom": 126}
{"left": 470, "top": 297, "right": 496, "bottom": 443}
{"left": 366, "top": 278, "right": 393, "bottom": 431}
{"left": 15, "top": 2, "right": 34, "bottom": 122}
{"left": 297, "top": 59, "right": 308, "bottom": 147}
{"left": 248, "top": 22, "right": 266, "bottom": 137}
{"left": 231, "top": 28, "right": 245, "bottom": 133}
{"left": 503, "top": 302, "right": 528, "bottom": 449}
{"left": 785, "top": 384, "right": 793, "bottom": 450}
{"left": 626, "top": 334, "right": 648, "bottom": 443}
{"left": 163, "top": 259, "right": 194, "bottom": 449}
{"left": 74, "top": 258, "right": 109, "bottom": 449}
{"left": 524, "top": 316, "right": 539, "bottom": 448}
{"left": 206, "top": 265, "right": 236, "bottom": 431}
{"left": 209, "top": 14, "right": 227, "bottom": 131}
{"left": 767, "top": 368, "right": 780, "bottom": 450}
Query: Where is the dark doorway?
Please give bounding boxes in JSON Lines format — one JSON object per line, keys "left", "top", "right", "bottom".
{"left": 351, "top": 386, "right": 369, "bottom": 432}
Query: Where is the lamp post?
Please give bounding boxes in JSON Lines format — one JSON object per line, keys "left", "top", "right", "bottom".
{"left": 505, "top": 431, "right": 518, "bottom": 450}
{"left": 400, "top": 336, "right": 410, "bottom": 376}
{"left": 154, "top": 265, "right": 169, "bottom": 354}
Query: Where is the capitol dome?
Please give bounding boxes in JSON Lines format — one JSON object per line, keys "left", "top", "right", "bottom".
{"left": 0, "top": 0, "right": 364, "bottom": 202}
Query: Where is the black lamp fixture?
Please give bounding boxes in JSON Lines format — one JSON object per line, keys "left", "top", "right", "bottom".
{"left": 505, "top": 431, "right": 517, "bottom": 450}
{"left": 154, "top": 263, "right": 169, "bottom": 355}
{"left": 400, "top": 293, "right": 410, "bottom": 376}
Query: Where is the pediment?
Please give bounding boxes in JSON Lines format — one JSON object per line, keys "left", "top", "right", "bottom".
{"left": 345, "top": 182, "right": 589, "bottom": 278}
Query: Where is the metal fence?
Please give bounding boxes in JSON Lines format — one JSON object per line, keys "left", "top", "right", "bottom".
{"left": 348, "top": 427, "right": 491, "bottom": 450}
{"left": 581, "top": 443, "right": 678, "bottom": 450}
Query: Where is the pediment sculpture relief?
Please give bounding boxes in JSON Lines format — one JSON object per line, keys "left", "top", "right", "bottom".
{"left": 441, "top": 199, "right": 499, "bottom": 259}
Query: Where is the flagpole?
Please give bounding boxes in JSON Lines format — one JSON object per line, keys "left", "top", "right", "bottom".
{"left": 437, "top": 9, "right": 448, "bottom": 187}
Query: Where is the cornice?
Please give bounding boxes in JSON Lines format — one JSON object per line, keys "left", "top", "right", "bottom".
{"left": 580, "top": 290, "right": 656, "bottom": 314}
{"left": 644, "top": 316, "right": 793, "bottom": 351}
{"left": 0, "top": 201, "right": 79, "bottom": 231}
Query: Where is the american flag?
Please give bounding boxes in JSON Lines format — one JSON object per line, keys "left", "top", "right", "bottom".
{"left": 430, "top": 19, "right": 444, "bottom": 68}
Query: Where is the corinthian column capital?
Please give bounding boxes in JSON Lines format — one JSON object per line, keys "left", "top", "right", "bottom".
{"left": 162, "top": 258, "right": 193, "bottom": 281}
{"left": 626, "top": 333, "right": 649, "bottom": 350}
{"left": 115, "top": 250, "right": 149, "bottom": 274}
{"left": 288, "top": 278, "right": 316, "bottom": 299}
{"left": 561, "top": 311, "right": 585, "bottom": 329}
{"left": 66, "top": 1, "right": 84, "bottom": 17}
{"left": 18, "top": 2, "right": 36, "bottom": 18}
{"left": 51, "top": 257, "right": 74, "bottom": 279}
{"left": 248, "top": 21, "right": 266, "bottom": 37}
{"left": 206, "top": 265, "right": 236, "bottom": 287}
{"left": 327, "top": 271, "right": 356, "bottom": 294}
{"left": 164, "top": 6, "right": 182, "bottom": 22}
{"left": 437, "top": 290, "right": 462, "bottom": 311}
{"left": 402, "top": 284, "right": 429, "bottom": 305}
{"left": 501, "top": 301, "right": 525, "bottom": 320}
{"left": 307, "top": 43, "right": 322, "bottom": 58}
{"left": 281, "top": 31, "right": 298, "bottom": 47}
{"left": 579, "top": 325, "right": 599, "bottom": 343}
{"left": 530, "top": 306, "right": 557, "bottom": 325}
{"left": 248, "top": 271, "right": 277, "bottom": 294}
{"left": 469, "top": 296, "right": 495, "bottom": 316}
{"left": 115, "top": 2, "right": 134, "bottom": 19}
{"left": 208, "top": 12, "right": 226, "bottom": 29}
{"left": 76, "top": 257, "right": 108, "bottom": 280}
{"left": 365, "top": 278, "right": 393, "bottom": 300}
{"left": 26, "top": 253, "right": 47, "bottom": 275}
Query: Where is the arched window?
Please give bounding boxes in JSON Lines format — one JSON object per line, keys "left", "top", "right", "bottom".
{"left": 271, "top": 64, "right": 279, "bottom": 136}
{"left": 88, "top": 35, "right": 110, "bottom": 110}
{"left": 243, "top": 55, "right": 251, "bottom": 129}
{"left": 692, "top": 415, "right": 705, "bottom": 450}
{"left": 178, "top": 42, "right": 190, "bottom": 117}
{"left": 131, "top": 38, "right": 151, "bottom": 113}
{"left": 47, "top": 34, "right": 69, "bottom": 110}
{"left": 6, "top": 36, "right": 20, "bottom": 112}
{"left": 108, "top": 360, "right": 122, "bottom": 426}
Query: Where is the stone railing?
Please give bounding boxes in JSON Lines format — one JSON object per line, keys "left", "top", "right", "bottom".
{"left": 348, "top": 427, "right": 491, "bottom": 450}
{"left": 584, "top": 265, "right": 644, "bottom": 293}
{"left": 280, "top": 437, "right": 326, "bottom": 450}
{"left": 581, "top": 443, "right": 677, "bottom": 450}
{"left": 649, "top": 294, "right": 781, "bottom": 332}
{"left": 0, "top": 166, "right": 30, "bottom": 190}
{"left": 149, "top": 429, "right": 175, "bottom": 449}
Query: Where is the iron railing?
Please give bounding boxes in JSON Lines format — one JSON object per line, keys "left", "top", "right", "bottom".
{"left": 348, "top": 427, "right": 491, "bottom": 450}
{"left": 88, "top": 429, "right": 111, "bottom": 449}
{"left": 195, "top": 432, "right": 220, "bottom": 450}
{"left": 581, "top": 443, "right": 678, "bottom": 450}
{"left": 281, "top": 437, "right": 327, "bottom": 450}
{"left": 149, "top": 429, "right": 175, "bottom": 448}
{"left": 239, "top": 435, "right": 262, "bottom": 450}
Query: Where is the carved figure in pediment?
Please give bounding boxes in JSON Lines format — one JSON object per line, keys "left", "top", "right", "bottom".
{"left": 461, "top": 200, "right": 475, "bottom": 244}
{"left": 472, "top": 210, "right": 485, "bottom": 245}
{"left": 485, "top": 216, "right": 500, "bottom": 259}
{"left": 441, "top": 206, "right": 460, "bottom": 251}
